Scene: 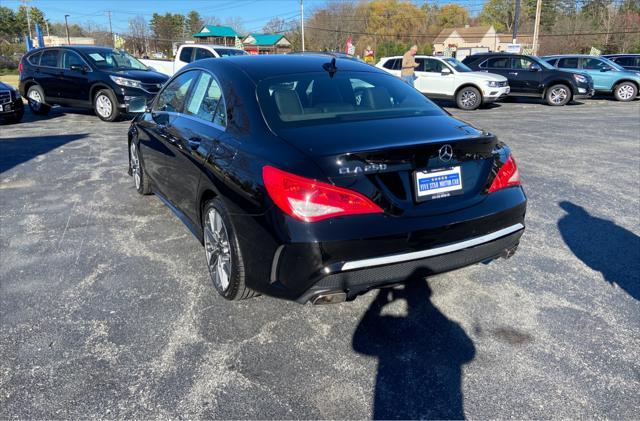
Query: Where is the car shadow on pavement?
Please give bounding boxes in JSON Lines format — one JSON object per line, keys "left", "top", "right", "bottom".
{"left": 558, "top": 201, "right": 639, "bottom": 301}
{"left": 0, "top": 133, "right": 88, "bottom": 174}
{"left": 352, "top": 278, "right": 476, "bottom": 420}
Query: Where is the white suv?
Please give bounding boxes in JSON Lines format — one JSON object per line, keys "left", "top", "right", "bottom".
{"left": 377, "top": 55, "right": 510, "bottom": 110}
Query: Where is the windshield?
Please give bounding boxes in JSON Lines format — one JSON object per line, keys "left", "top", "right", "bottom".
{"left": 213, "top": 48, "right": 248, "bottom": 57}
{"left": 531, "top": 56, "right": 556, "bottom": 70}
{"left": 257, "top": 71, "right": 445, "bottom": 129}
{"left": 85, "top": 49, "right": 148, "bottom": 70}
{"left": 444, "top": 58, "right": 472, "bottom": 72}
{"left": 598, "top": 56, "right": 626, "bottom": 71}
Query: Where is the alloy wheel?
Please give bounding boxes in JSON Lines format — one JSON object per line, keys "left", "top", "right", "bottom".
{"left": 550, "top": 87, "right": 568, "bottom": 105}
{"left": 130, "top": 143, "right": 141, "bottom": 190}
{"left": 28, "top": 90, "right": 42, "bottom": 111}
{"left": 96, "top": 94, "right": 113, "bottom": 119}
{"left": 204, "top": 208, "right": 232, "bottom": 292}
{"left": 460, "top": 90, "right": 479, "bottom": 109}
{"left": 617, "top": 84, "right": 635, "bottom": 101}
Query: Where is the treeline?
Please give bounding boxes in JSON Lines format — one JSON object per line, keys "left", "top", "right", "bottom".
{"left": 299, "top": 0, "right": 640, "bottom": 55}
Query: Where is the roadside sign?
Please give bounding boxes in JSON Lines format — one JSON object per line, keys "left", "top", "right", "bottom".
{"left": 506, "top": 43, "right": 521, "bottom": 53}
{"left": 590, "top": 47, "right": 601, "bottom": 56}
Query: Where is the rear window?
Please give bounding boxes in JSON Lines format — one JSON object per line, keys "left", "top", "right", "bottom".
{"left": 179, "top": 47, "right": 193, "bottom": 63}
{"left": 212, "top": 48, "right": 247, "bottom": 57}
{"left": 383, "top": 58, "right": 400, "bottom": 70}
{"left": 257, "top": 71, "right": 444, "bottom": 129}
{"left": 27, "top": 51, "right": 42, "bottom": 65}
{"left": 484, "top": 57, "right": 510, "bottom": 69}
{"left": 40, "top": 50, "right": 60, "bottom": 67}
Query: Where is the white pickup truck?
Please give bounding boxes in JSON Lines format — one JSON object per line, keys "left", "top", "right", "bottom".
{"left": 140, "top": 44, "right": 247, "bottom": 77}
{"left": 377, "top": 55, "right": 510, "bottom": 110}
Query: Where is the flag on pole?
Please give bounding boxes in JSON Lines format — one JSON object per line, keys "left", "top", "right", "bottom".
{"left": 234, "top": 36, "right": 243, "bottom": 49}
{"left": 25, "top": 34, "right": 33, "bottom": 52}
{"left": 35, "top": 24, "right": 45, "bottom": 48}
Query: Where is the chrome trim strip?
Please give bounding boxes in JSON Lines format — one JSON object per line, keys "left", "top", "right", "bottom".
{"left": 270, "top": 245, "right": 285, "bottom": 283}
{"left": 341, "top": 223, "right": 524, "bottom": 271}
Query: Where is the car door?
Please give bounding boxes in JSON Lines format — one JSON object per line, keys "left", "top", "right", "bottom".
{"left": 162, "top": 70, "right": 231, "bottom": 223}
{"left": 59, "top": 50, "right": 91, "bottom": 104}
{"left": 580, "top": 57, "right": 614, "bottom": 91}
{"left": 381, "top": 58, "right": 401, "bottom": 77}
{"left": 479, "top": 56, "right": 513, "bottom": 88}
{"left": 510, "top": 56, "right": 542, "bottom": 94}
{"left": 137, "top": 70, "right": 199, "bottom": 198}
{"left": 37, "top": 49, "right": 62, "bottom": 100}
{"left": 415, "top": 58, "right": 454, "bottom": 96}
{"left": 175, "top": 47, "right": 194, "bottom": 73}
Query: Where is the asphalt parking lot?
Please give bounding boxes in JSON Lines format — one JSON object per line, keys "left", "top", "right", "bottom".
{"left": 1, "top": 98, "right": 639, "bottom": 419}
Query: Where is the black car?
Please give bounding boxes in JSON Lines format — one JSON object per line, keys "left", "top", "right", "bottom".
{"left": 0, "top": 81, "right": 24, "bottom": 124}
{"left": 127, "top": 55, "right": 526, "bottom": 304}
{"left": 462, "top": 53, "right": 594, "bottom": 106}
{"left": 19, "top": 46, "right": 169, "bottom": 121}
{"left": 602, "top": 54, "right": 640, "bottom": 72}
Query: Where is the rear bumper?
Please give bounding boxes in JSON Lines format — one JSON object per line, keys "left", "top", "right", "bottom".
{"left": 296, "top": 224, "right": 524, "bottom": 303}
{"left": 233, "top": 187, "right": 527, "bottom": 302}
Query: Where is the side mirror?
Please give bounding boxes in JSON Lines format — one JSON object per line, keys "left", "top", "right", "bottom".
{"left": 441, "top": 68, "right": 452, "bottom": 75}
{"left": 70, "top": 64, "right": 87, "bottom": 73}
{"left": 530, "top": 64, "right": 541, "bottom": 72}
{"left": 127, "top": 97, "right": 148, "bottom": 113}
{"left": 600, "top": 66, "right": 611, "bottom": 72}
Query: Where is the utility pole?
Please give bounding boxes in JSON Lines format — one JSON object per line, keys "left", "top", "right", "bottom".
{"left": 22, "top": 0, "right": 32, "bottom": 39}
{"left": 532, "top": 0, "right": 543, "bottom": 55}
{"left": 45, "top": 21, "right": 50, "bottom": 36}
{"left": 106, "top": 11, "right": 114, "bottom": 47}
{"left": 512, "top": 0, "right": 521, "bottom": 44}
{"left": 64, "top": 14, "right": 71, "bottom": 45}
{"left": 300, "top": 0, "right": 305, "bottom": 52}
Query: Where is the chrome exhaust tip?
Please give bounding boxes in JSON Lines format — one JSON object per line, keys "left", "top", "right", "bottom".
{"left": 310, "top": 291, "right": 347, "bottom": 305}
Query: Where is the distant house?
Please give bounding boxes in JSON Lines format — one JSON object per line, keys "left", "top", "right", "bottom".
{"left": 242, "top": 33, "right": 292, "bottom": 55}
{"left": 39, "top": 36, "right": 95, "bottom": 47}
{"left": 193, "top": 25, "right": 240, "bottom": 46}
{"left": 433, "top": 25, "right": 532, "bottom": 56}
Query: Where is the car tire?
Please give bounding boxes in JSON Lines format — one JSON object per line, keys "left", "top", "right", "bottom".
{"left": 129, "top": 141, "right": 151, "bottom": 195}
{"left": 545, "top": 84, "right": 571, "bottom": 106}
{"left": 456, "top": 86, "right": 482, "bottom": 110}
{"left": 26, "top": 85, "right": 51, "bottom": 115}
{"left": 94, "top": 89, "right": 120, "bottom": 122}
{"left": 202, "top": 198, "right": 258, "bottom": 301}
{"left": 613, "top": 82, "right": 637, "bottom": 102}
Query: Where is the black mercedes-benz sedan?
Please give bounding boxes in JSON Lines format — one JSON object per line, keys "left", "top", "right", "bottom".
{"left": 127, "top": 54, "right": 526, "bottom": 304}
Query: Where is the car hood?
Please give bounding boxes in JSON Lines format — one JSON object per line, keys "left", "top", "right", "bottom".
{"left": 0, "top": 81, "right": 17, "bottom": 91}
{"left": 104, "top": 69, "right": 169, "bottom": 83}
{"left": 459, "top": 71, "right": 508, "bottom": 82}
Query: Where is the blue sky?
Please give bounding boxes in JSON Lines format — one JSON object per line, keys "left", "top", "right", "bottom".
{"left": 1, "top": 0, "right": 321, "bottom": 34}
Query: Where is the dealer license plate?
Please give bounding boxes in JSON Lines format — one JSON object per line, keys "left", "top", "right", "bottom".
{"left": 414, "top": 166, "right": 463, "bottom": 201}
{"left": 0, "top": 104, "right": 3, "bottom": 112}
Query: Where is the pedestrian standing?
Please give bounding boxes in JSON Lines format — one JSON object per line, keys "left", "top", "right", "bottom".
{"left": 401, "top": 45, "right": 419, "bottom": 87}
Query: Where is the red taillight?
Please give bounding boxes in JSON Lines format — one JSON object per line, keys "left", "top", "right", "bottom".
{"left": 488, "top": 155, "right": 521, "bottom": 193}
{"left": 18, "top": 60, "right": 23, "bottom": 74}
{"left": 262, "top": 165, "right": 383, "bottom": 222}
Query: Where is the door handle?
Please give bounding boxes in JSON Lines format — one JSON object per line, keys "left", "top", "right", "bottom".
{"left": 509, "top": 72, "right": 518, "bottom": 75}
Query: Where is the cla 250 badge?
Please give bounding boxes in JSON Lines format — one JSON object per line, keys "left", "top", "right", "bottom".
{"left": 339, "top": 163, "right": 388, "bottom": 175}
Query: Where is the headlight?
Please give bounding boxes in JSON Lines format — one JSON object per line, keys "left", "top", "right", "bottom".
{"left": 486, "top": 80, "right": 500, "bottom": 87}
{"left": 636, "top": 72, "right": 640, "bottom": 78}
{"left": 109, "top": 75, "right": 143, "bottom": 89}
{"left": 573, "top": 74, "right": 588, "bottom": 84}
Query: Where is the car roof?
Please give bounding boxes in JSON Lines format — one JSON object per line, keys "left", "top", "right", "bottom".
{"left": 602, "top": 53, "right": 639, "bottom": 57}
{"left": 209, "top": 54, "right": 385, "bottom": 82}
{"left": 30, "top": 45, "right": 117, "bottom": 53}
{"left": 543, "top": 54, "right": 597, "bottom": 58}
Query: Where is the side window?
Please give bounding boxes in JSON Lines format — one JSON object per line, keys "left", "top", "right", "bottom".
{"left": 424, "top": 59, "right": 443, "bottom": 73}
{"left": 614, "top": 56, "right": 634, "bottom": 67}
{"left": 414, "top": 58, "right": 425, "bottom": 72}
{"left": 582, "top": 58, "right": 607, "bottom": 70}
{"left": 512, "top": 57, "right": 535, "bottom": 70}
{"left": 383, "top": 58, "right": 398, "bottom": 70}
{"left": 184, "top": 72, "right": 226, "bottom": 127}
{"left": 179, "top": 47, "right": 193, "bottom": 63}
{"left": 153, "top": 71, "right": 198, "bottom": 113}
{"left": 558, "top": 57, "right": 579, "bottom": 68}
{"left": 62, "top": 51, "right": 85, "bottom": 69}
{"left": 40, "top": 50, "right": 60, "bottom": 68}
{"left": 28, "top": 51, "right": 42, "bottom": 65}
{"left": 544, "top": 58, "right": 558, "bottom": 67}
{"left": 486, "top": 57, "right": 510, "bottom": 69}
{"left": 194, "top": 48, "right": 214, "bottom": 61}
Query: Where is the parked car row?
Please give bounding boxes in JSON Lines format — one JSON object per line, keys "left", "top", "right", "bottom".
{"left": 376, "top": 52, "right": 640, "bottom": 109}
{"left": 2, "top": 47, "right": 638, "bottom": 126}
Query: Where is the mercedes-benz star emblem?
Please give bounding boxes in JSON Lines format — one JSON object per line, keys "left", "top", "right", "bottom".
{"left": 439, "top": 144, "right": 453, "bottom": 162}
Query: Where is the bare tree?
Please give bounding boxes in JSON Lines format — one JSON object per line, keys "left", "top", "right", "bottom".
{"left": 128, "top": 15, "right": 148, "bottom": 56}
